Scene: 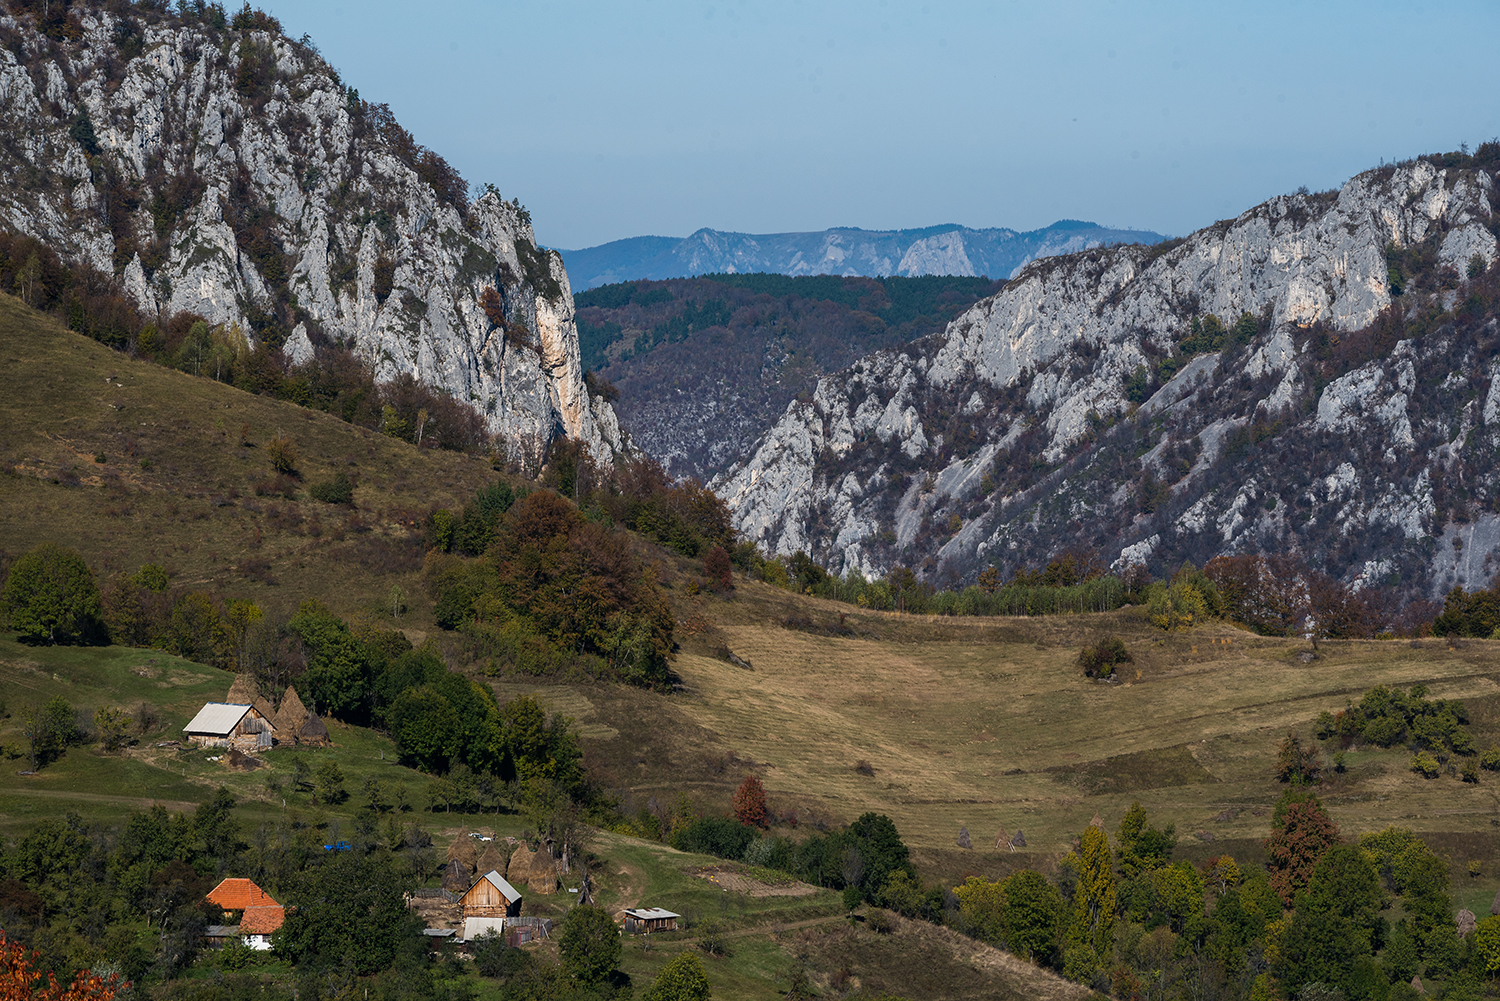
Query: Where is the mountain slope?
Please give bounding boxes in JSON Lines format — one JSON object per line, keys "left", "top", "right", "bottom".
{"left": 717, "top": 152, "right": 1500, "bottom": 600}
{"left": 560, "top": 220, "right": 1166, "bottom": 290}
{"left": 576, "top": 273, "right": 1003, "bottom": 481}
{"left": 0, "top": 5, "right": 623, "bottom": 460}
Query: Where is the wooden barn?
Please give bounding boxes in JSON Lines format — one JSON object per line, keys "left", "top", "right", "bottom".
{"left": 184, "top": 703, "right": 273, "bottom": 752}
{"left": 621, "top": 907, "right": 680, "bottom": 934}
{"left": 461, "top": 869, "right": 523, "bottom": 920}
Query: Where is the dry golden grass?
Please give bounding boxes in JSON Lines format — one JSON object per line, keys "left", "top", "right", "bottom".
{"left": 0, "top": 292, "right": 505, "bottom": 623}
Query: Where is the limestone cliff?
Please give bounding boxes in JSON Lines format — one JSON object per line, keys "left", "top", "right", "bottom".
{"left": 717, "top": 157, "right": 1500, "bottom": 597}
{"left": 0, "top": 7, "right": 625, "bottom": 461}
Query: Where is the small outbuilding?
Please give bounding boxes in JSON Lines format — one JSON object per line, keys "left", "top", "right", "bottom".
{"left": 460, "top": 869, "right": 523, "bottom": 919}
{"left": 621, "top": 907, "right": 680, "bottom": 934}
{"left": 184, "top": 704, "right": 272, "bottom": 751}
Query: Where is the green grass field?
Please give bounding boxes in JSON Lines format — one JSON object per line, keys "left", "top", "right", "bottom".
{"left": 4, "top": 294, "right": 1500, "bottom": 997}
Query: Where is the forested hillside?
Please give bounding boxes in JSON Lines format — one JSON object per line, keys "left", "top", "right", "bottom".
{"left": 577, "top": 273, "right": 1002, "bottom": 480}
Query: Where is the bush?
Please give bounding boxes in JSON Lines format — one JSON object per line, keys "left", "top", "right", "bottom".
{"left": 1410, "top": 752, "right": 1440, "bottom": 778}
{"left": 670, "top": 815, "right": 755, "bottom": 859}
{"left": 309, "top": 471, "right": 354, "bottom": 505}
{"left": 1078, "top": 637, "right": 1132, "bottom": 678}
{"left": 1481, "top": 747, "right": 1500, "bottom": 771}
{"left": 267, "top": 433, "right": 298, "bottom": 475}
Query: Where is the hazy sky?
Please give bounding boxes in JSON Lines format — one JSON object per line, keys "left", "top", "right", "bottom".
{"left": 260, "top": 0, "right": 1500, "bottom": 250}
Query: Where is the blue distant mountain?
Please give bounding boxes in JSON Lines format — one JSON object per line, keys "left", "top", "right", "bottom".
{"left": 558, "top": 220, "right": 1167, "bottom": 291}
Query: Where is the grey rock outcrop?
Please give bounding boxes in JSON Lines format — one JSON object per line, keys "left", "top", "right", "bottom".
{"left": 0, "top": 9, "right": 625, "bottom": 462}
{"left": 717, "top": 158, "right": 1500, "bottom": 594}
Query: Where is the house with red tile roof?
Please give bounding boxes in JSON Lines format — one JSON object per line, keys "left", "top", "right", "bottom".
{"left": 206, "top": 878, "right": 285, "bottom": 951}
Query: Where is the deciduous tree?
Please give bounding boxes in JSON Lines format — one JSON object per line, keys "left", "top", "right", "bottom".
{"left": 731, "top": 775, "right": 768, "bottom": 829}
{"left": 2, "top": 544, "right": 102, "bottom": 645}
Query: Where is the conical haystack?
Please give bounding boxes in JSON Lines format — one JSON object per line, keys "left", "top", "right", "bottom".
{"left": 447, "top": 830, "right": 478, "bottom": 872}
{"left": 274, "top": 687, "right": 310, "bottom": 737}
{"left": 514, "top": 847, "right": 558, "bottom": 895}
{"left": 227, "top": 674, "right": 257, "bottom": 705}
{"left": 475, "top": 842, "right": 507, "bottom": 878}
{"left": 440, "top": 858, "right": 470, "bottom": 894}
{"left": 1010, "top": 829, "right": 1027, "bottom": 849}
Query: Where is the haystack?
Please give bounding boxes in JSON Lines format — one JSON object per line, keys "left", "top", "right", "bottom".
{"left": 513, "top": 847, "right": 558, "bottom": 895}
{"left": 297, "top": 713, "right": 330, "bottom": 747}
{"left": 476, "top": 842, "right": 508, "bottom": 878}
{"left": 447, "top": 830, "right": 478, "bottom": 873}
{"left": 440, "top": 858, "right": 470, "bottom": 894}
{"left": 1010, "top": 829, "right": 1027, "bottom": 849}
{"left": 226, "top": 674, "right": 257, "bottom": 705}
{"left": 956, "top": 826, "right": 971, "bottom": 849}
{"left": 1089, "top": 813, "right": 1104, "bottom": 830}
{"left": 1412, "top": 975, "right": 1424, "bottom": 995}
{"left": 993, "top": 827, "right": 1009, "bottom": 850}
{"left": 1491, "top": 888, "right": 1500, "bottom": 916}
{"left": 1457, "top": 908, "right": 1477, "bottom": 937}
{"left": 273, "top": 686, "right": 310, "bottom": 736}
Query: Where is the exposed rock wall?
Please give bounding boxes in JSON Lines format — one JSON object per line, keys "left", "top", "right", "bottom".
{"left": 0, "top": 9, "right": 625, "bottom": 462}
{"left": 717, "top": 160, "right": 1500, "bottom": 595}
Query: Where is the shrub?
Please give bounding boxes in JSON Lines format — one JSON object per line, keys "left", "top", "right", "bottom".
{"left": 267, "top": 433, "right": 298, "bottom": 475}
{"left": 1481, "top": 747, "right": 1500, "bottom": 771}
{"left": 309, "top": 471, "right": 354, "bottom": 505}
{"left": 1078, "top": 637, "right": 1132, "bottom": 678}
{"left": 1410, "top": 752, "right": 1440, "bottom": 778}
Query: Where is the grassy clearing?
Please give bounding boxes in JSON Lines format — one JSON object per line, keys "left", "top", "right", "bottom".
{"left": 0, "top": 292, "right": 503, "bottom": 625}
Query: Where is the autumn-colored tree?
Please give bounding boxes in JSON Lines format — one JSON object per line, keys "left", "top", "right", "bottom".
{"left": 266, "top": 433, "right": 297, "bottom": 475}
{"left": 732, "top": 774, "right": 767, "bottom": 829}
{"left": 0, "top": 932, "right": 122, "bottom": 1001}
{"left": 703, "top": 545, "right": 733, "bottom": 592}
{"left": 479, "top": 286, "right": 506, "bottom": 327}
{"left": 977, "top": 566, "right": 1001, "bottom": 594}
{"left": 1068, "top": 823, "right": 1116, "bottom": 965}
{"left": 1265, "top": 793, "right": 1340, "bottom": 905}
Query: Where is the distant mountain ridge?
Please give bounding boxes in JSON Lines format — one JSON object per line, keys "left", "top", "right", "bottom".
{"left": 560, "top": 221, "right": 1167, "bottom": 290}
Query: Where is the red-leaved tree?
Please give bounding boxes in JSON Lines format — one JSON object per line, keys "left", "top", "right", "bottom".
{"left": 732, "top": 775, "right": 768, "bottom": 829}
{"left": 1264, "top": 794, "right": 1340, "bottom": 905}
{"left": 0, "top": 932, "right": 122, "bottom": 1001}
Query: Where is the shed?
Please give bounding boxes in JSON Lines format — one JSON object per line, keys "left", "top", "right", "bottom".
{"left": 461, "top": 916, "right": 507, "bottom": 942}
{"left": 203, "top": 925, "right": 241, "bottom": 948}
{"left": 622, "top": 907, "right": 680, "bottom": 934}
{"left": 184, "top": 703, "right": 272, "bottom": 752}
{"left": 460, "top": 870, "right": 523, "bottom": 919}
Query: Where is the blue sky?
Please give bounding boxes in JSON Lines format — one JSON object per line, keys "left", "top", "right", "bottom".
{"left": 261, "top": 0, "right": 1500, "bottom": 250}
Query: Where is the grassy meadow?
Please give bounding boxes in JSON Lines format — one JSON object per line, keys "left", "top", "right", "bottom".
{"left": 2, "top": 294, "right": 1500, "bottom": 997}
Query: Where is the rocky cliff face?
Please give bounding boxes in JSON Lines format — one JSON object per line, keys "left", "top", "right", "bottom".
{"left": 0, "top": 7, "right": 625, "bottom": 462}
{"left": 561, "top": 221, "right": 1166, "bottom": 291}
{"left": 717, "top": 158, "right": 1500, "bottom": 598}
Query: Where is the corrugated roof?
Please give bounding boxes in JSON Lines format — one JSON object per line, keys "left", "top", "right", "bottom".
{"left": 240, "top": 905, "right": 285, "bottom": 935}
{"left": 207, "top": 878, "right": 278, "bottom": 911}
{"left": 462, "top": 917, "right": 507, "bottom": 941}
{"left": 623, "top": 907, "right": 680, "bottom": 920}
{"left": 185, "top": 703, "right": 252, "bottom": 736}
{"left": 480, "top": 869, "right": 522, "bottom": 903}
